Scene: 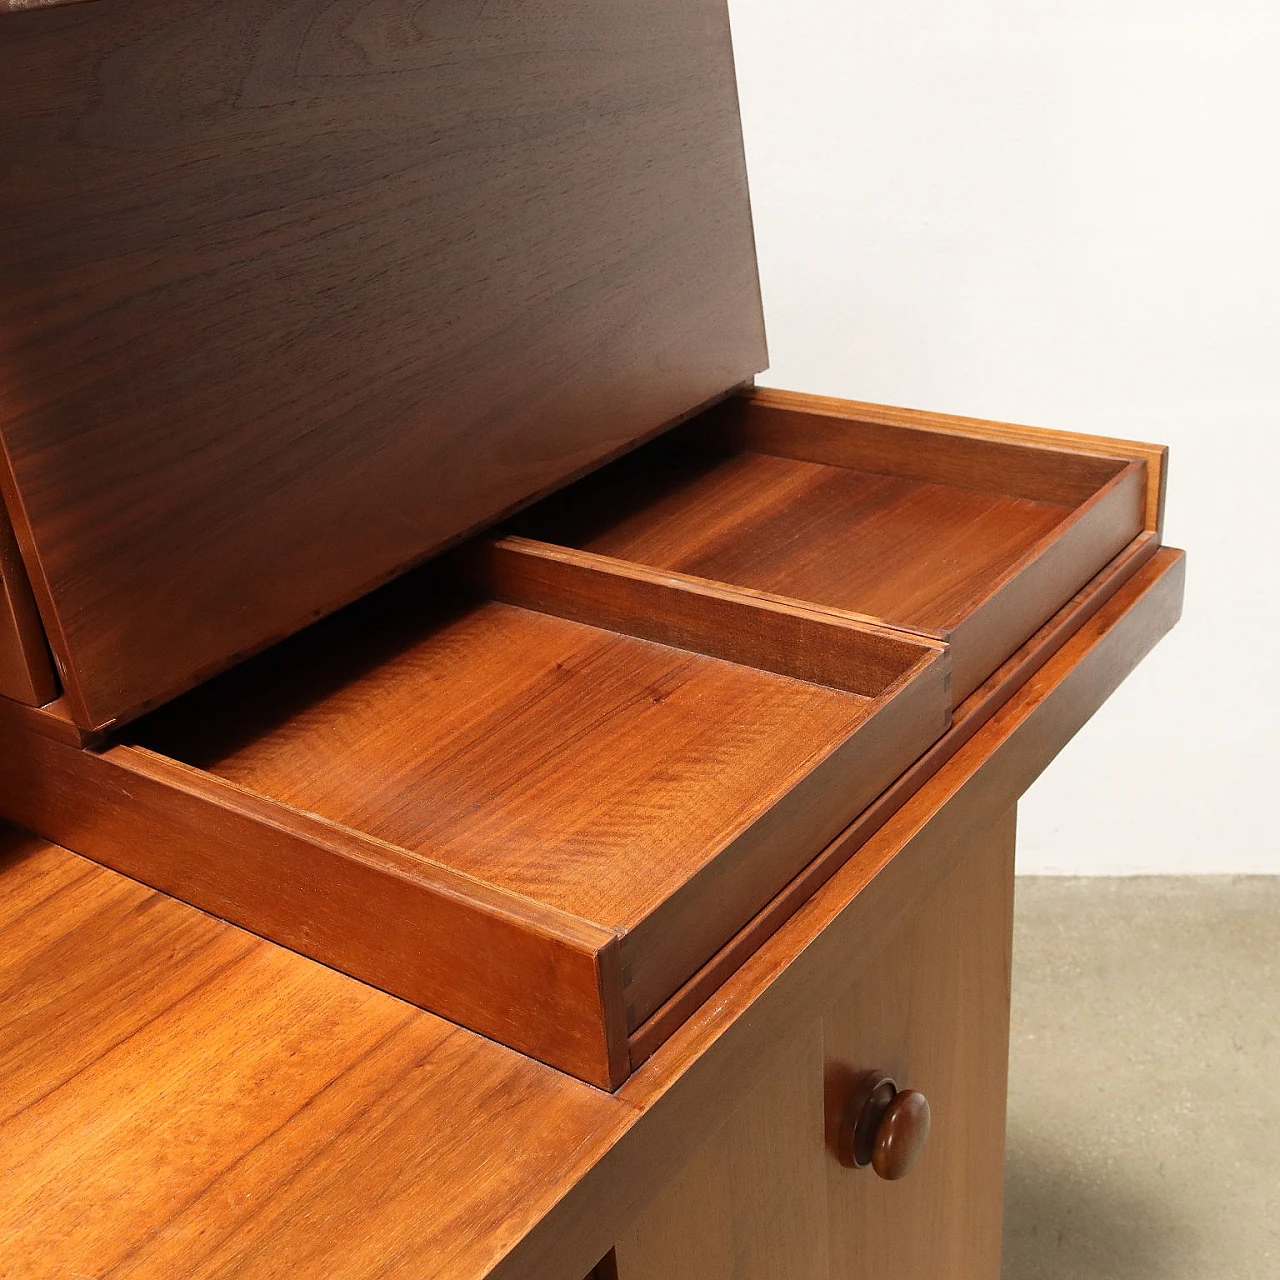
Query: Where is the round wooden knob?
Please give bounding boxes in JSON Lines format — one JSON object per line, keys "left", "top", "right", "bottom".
{"left": 838, "top": 1070, "right": 931, "bottom": 1180}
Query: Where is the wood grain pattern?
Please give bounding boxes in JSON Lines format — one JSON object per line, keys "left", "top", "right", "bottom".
{"left": 488, "top": 549, "right": 1184, "bottom": 1280}
{"left": 0, "top": 831, "right": 637, "bottom": 1280}
{"left": 941, "top": 460, "right": 1145, "bottom": 699}
{"left": 627, "top": 531, "right": 1164, "bottom": 1067}
{"left": 517, "top": 389, "right": 1149, "bottom": 704}
{"left": 823, "top": 807, "right": 1016, "bottom": 1279}
{"left": 0, "top": 548, "right": 1183, "bottom": 1280}
{"left": 131, "top": 589, "right": 891, "bottom": 940}
{"left": 518, "top": 439, "right": 1078, "bottom": 630}
{"left": 612, "top": 1026, "right": 830, "bottom": 1280}
{"left": 0, "top": 0, "right": 765, "bottom": 731}
{"left": 475, "top": 534, "right": 947, "bottom": 698}
{"left": 720, "top": 391, "right": 1133, "bottom": 506}
{"left": 0, "top": 566, "right": 948, "bottom": 1067}
{"left": 0, "top": 722, "right": 629, "bottom": 1088}
{"left": 0, "top": 505, "right": 56, "bottom": 706}
{"left": 737, "top": 386, "right": 1168, "bottom": 533}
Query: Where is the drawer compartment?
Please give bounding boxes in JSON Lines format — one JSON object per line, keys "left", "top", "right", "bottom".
{"left": 514, "top": 387, "right": 1158, "bottom": 702}
{"left": 0, "top": 554, "right": 947, "bottom": 1089}
{"left": 0, "top": 387, "right": 1166, "bottom": 1092}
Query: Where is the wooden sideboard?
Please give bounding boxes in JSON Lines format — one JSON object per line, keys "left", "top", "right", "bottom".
{"left": 0, "top": 545, "right": 1182, "bottom": 1279}
{"left": 0, "top": 0, "right": 1181, "bottom": 1273}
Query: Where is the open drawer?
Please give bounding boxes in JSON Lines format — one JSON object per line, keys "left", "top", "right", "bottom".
{"left": 513, "top": 388, "right": 1164, "bottom": 703}
{"left": 0, "top": 389, "right": 1167, "bottom": 1092}
{"left": 0, "top": 552, "right": 947, "bottom": 1090}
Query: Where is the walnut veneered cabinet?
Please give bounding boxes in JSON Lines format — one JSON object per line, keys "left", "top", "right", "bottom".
{"left": 0, "top": 1, "right": 1181, "bottom": 1276}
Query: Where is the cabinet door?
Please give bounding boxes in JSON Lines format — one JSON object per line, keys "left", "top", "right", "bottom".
{"left": 612, "top": 1025, "right": 830, "bottom": 1280}
{"left": 824, "top": 807, "right": 1016, "bottom": 1279}
{"left": 612, "top": 807, "right": 1015, "bottom": 1280}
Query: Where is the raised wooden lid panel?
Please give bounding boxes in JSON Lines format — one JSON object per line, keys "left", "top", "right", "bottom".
{"left": 0, "top": 0, "right": 766, "bottom": 731}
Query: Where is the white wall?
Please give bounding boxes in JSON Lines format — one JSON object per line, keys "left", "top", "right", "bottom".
{"left": 727, "top": 0, "right": 1280, "bottom": 873}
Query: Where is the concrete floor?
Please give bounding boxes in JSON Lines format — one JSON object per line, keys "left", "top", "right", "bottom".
{"left": 1003, "top": 877, "right": 1279, "bottom": 1280}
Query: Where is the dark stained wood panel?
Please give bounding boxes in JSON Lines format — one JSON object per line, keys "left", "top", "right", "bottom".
{"left": 0, "top": 505, "right": 57, "bottom": 706}
{"left": 0, "top": 0, "right": 766, "bottom": 731}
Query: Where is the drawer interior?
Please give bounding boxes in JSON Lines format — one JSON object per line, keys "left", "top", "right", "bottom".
{"left": 513, "top": 388, "right": 1149, "bottom": 700}
{"left": 0, "top": 388, "right": 1163, "bottom": 1088}
{"left": 513, "top": 436, "right": 1069, "bottom": 632}
{"left": 134, "top": 586, "right": 881, "bottom": 931}
{"left": 121, "top": 551, "right": 948, "bottom": 1079}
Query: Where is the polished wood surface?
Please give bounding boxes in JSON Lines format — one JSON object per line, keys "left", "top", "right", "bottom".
{"left": 130, "top": 575, "right": 948, "bottom": 1037}
{"left": 0, "top": 507, "right": 56, "bottom": 706}
{"left": 477, "top": 534, "right": 945, "bottom": 698}
{"left": 519, "top": 433, "right": 1080, "bottom": 629}
{"left": 133, "top": 594, "right": 872, "bottom": 928}
{"left": 739, "top": 387, "right": 1168, "bottom": 534}
{"left": 824, "top": 807, "right": 1016, "bottom": 1277}
{"left": 612, "top": 1027, "right": 830, "bottom": 1280}
{"left": 485, "top": 549, "right": 1184, "bottom": 1280}
{"left": 838, "top": 1071, "right": 933, "bottom": 1180}
{"left": 516, "top": 389, "right": 1150, "bottom": 703}
{"left": 0, "top": 0, "right": 765, "bottom": 732}
{"left": 0, "top": 716, "right": 630, "bottom": 1087}
{"left": 0, "top": 831, "right": 635, "bottom": 1280}
{"left": 627, "top": 530, "right": 1165, "bottom": 1067}
{"left": 870, "top": 1089, "right": 932, "bottom": 1181}
{"left": 0, "top": 548, "right": 1183, "bottom": 1279}
{"left": 618, "top": 811, "right": 1008, "bottom": 1278}
{"left": 0, "top": 562, "right": 947, "bottom": 1082}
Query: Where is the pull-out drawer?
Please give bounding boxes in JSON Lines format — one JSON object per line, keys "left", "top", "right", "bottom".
{"left": 514, "top": 387, "right": 1162, "bottom": 703}
{"left": 0, "top": 388, "right": 1167, "bottom": 1092}
{"left": 0, "top": 552, "right": 947, "bottom": 1090}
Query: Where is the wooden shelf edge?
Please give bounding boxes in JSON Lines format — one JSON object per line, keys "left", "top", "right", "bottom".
{"left": 944, "top": 460, "right": 1146, "bottom": 701}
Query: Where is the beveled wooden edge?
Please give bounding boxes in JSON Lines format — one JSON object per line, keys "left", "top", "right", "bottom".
{"left": 0, "top": 691, "right": 100, "bottom": 749}
{"left": 490, "top": 547, "right": 1184, "bottom": 1280}
{"left": 735, "top": 386, "right": 1168, "bottom": 534}
{"left": 0, "top": 730, "right": 631, "bottom": 1089}
{"left": 0, "top": 504, "right": 57, "bottom": 706}
{"left": 713, "top": 389, "right": 1129, "bottom": 507}
{"left": 626, "top": 530, "right": 1163, "bottom": 1068}
{"left": 941, "top": 459, "right": 1146, "bottom": 700}
{"left": 475, "top": 535, "right": 950, "bottom": 698}
{"left": 0, "top": 448, "right": 93, "bottom": 729}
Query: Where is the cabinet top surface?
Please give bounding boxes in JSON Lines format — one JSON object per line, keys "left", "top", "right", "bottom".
{"left": 0, "top": 0, "right": 766, "bottom": 731}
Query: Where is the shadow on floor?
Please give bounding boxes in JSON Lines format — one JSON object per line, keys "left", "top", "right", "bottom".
{"left": 1002, "top": 1127, "right": 1198, "bottom": 1280}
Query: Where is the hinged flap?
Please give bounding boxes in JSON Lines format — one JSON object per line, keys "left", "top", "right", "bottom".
{"left": 0, "top": 0, "right": 766, "bottom": 730}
